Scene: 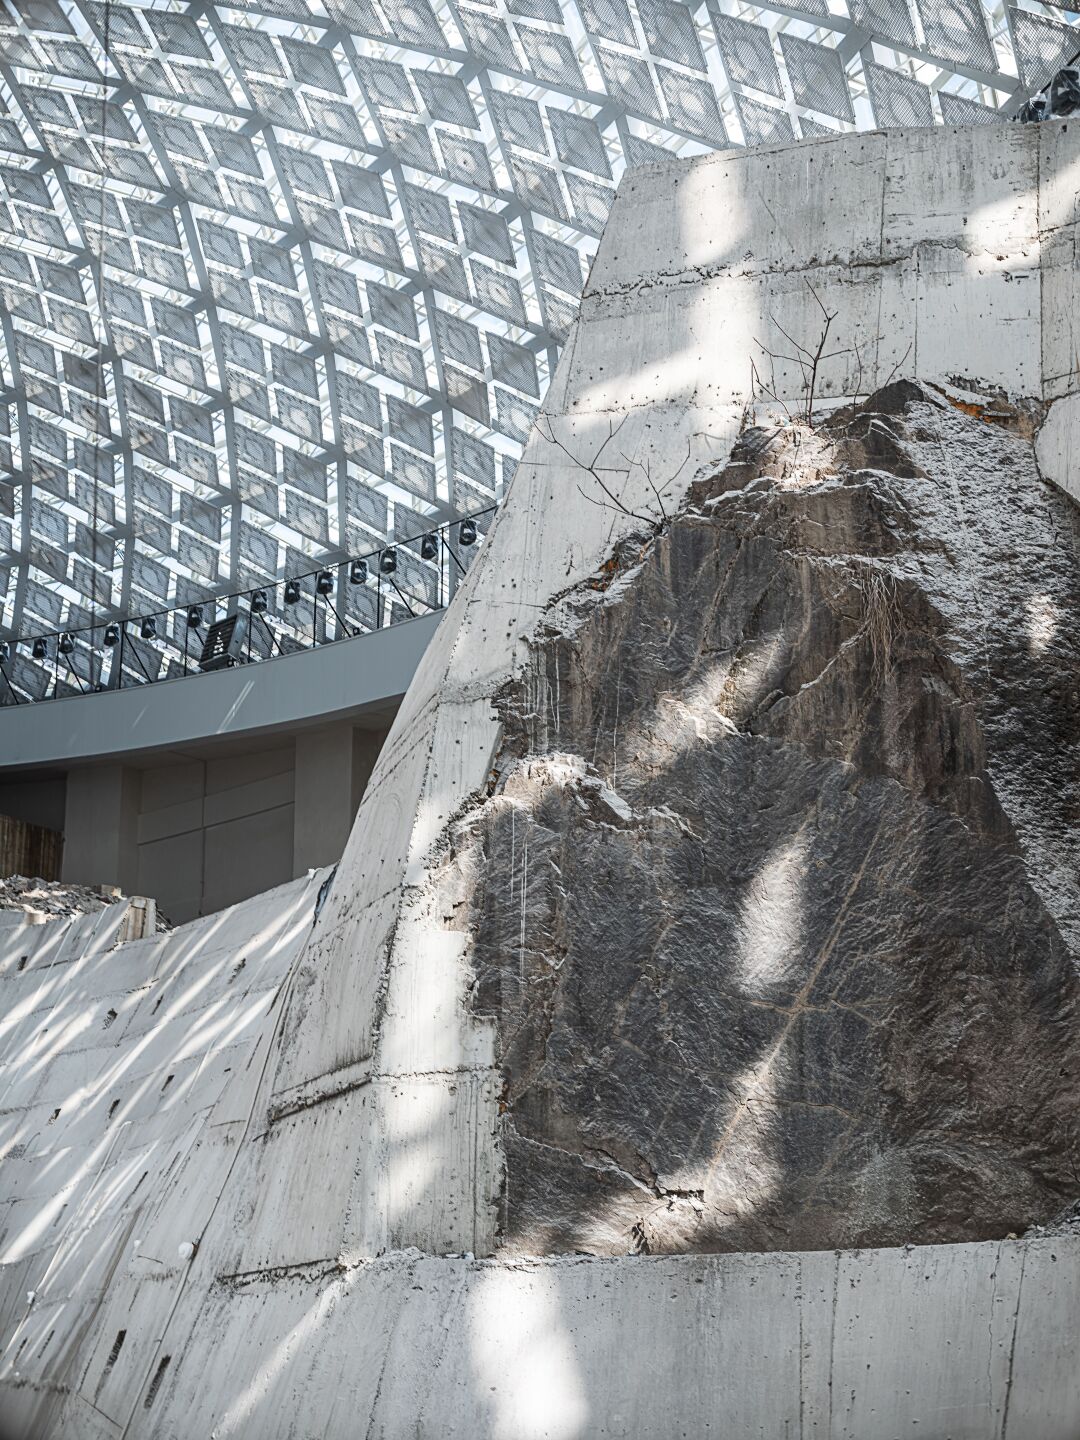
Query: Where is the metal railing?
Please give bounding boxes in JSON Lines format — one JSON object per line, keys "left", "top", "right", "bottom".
{"left": 0, "top": 508, "right": 493, "bottom": 706}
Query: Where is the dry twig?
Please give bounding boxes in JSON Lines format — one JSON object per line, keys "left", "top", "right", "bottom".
{"left": 538, "top": 413, "right": 686, "bottom": 531}
{"left": 753, "top": 278, "right": 852, "bottom": 424}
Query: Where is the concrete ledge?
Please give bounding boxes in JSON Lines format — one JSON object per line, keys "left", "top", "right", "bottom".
{"left": 82, "top": 1238, "right": 1080, "bottom": 1439}
{"left": 0, "top": 612, "right": 440, "bottom": 770}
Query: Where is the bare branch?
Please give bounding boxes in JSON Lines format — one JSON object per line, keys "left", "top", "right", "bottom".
{"left": 881, "top": 340, "right": 914, "bottom": 392}
{"left": 749, "top": 353, "right": 794, "bottom": 424}
{"left": 616, "top": 432, "right": 692, "bottom": 525}
{"left": 587, "top": 413, "right": 631, "bottom": 474}
{"left": 753, "top": 278, "right": 846, "bottom": 425}
{"left": 537, "top": 414, "right": 654, "bottom": 527}
{"left": 761, "top": 349, "right": 811, "bottom": 368}
{"left": 574, "top": 482, "right": 611, "bottom": 512}
{"left": 851, "top": 336, "right": 864, "bottom": 411}
{"left": 632, "top": 453, "right": 668, "bottom": 523}
{"left": 770, "top": 317, "right": 815, "bottom": 369}
{"left": 804, "top": 278, "right": 834, "bottom": 322}
{"left": 805, "top": 305, "right": 835, "bottom": 423}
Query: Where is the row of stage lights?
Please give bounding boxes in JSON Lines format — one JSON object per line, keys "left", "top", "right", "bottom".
{"left": 0, "top": 518, "right": 479, "bottom": 668}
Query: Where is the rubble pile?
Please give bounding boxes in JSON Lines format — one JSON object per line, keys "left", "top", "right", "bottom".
{"left": 0, "top": 874, "right": 122, "bottom": 920}
{"left": 0, "top": 875, "right": 171, "bottom": 930}
{"left": 1027, "top": 1200, "right": 1080, "bottom": 1239}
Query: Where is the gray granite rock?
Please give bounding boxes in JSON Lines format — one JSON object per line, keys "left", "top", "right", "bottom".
{"left": 443, "top": 382, "right": 1080, "bottom": 1257}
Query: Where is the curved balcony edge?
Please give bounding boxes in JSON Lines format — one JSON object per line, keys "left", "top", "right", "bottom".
{"left": 0, "top": 610, "right": 441, "bottom": 772}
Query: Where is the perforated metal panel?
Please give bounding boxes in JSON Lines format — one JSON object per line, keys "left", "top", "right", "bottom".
{"left": 1011, "top": 5, "right": 1080, "bottom": 85}
{"left": 864, "top": 59, "right": 935, "bottom": 127}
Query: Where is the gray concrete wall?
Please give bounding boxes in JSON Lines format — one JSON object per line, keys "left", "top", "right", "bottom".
{"left": 2, "top": 123, "right": 1079, "bottom": 1438}
{"left": 117, "top": 1239, "right": 1080, "bottom": 1440}
{"left": 135, "top": 745, "right": 296, "bottom": 923}
{"left": 2, "top": 611, "right": 432, "bottom": 916}
{"left": 61, "top": 764, "right": 140, "bottom": 895}
{"left": 59, "top": 722, "right": 389, "bottom": 922}
{"left": 292, "top": 724, "right": 383, "bottom": 876}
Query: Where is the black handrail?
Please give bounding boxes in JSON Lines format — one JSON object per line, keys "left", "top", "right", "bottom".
{"left": 0, "top": 508, "right": 493, "bottom": 707}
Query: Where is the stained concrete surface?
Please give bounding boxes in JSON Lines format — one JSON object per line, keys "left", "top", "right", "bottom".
{"left": 1, "top": 122, "right": 1080, "bottom": 1437}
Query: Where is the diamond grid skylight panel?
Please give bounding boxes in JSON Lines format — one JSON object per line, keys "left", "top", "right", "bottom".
{"left": 0, "top": 0, "right": 1075, "bottom": 662}
{"left": 863, "top": 59, "right": 935, "bottom": 126}
{"left": 1011, "top": 5, "right": 1080, "bottom": 84}
{"left": 916, "top": 0, "right": 998, "bottom": 70}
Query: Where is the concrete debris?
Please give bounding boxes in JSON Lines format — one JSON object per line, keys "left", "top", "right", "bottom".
{"left": 0, "top": 874, "right": 118, "bottom": 920}
{"left": 1027, "top": 1198, "right": 1080, "bottom": 1238}
{"left": 0, "top": 875, "right": 171, "bottom": 929}
{"left": 447, "top": 381, "right": 1080, "bottom": 1257}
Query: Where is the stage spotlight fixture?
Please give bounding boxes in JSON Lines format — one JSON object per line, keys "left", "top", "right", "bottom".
{"left": 140, "top": 617, "right": 157, "bottom": 641}
{"left": 459, "top": 518, "right": 478, "bottom": 546}
{"left": 421, "top": 533, "right": 439, "bottom": 561}
{"left": 251, "top": 589, "right": 268, "bottom": 614}
{"left": 316, "top": 569, "right": 334, "bottom": 596}
{"left": 32, "top": 637, "right": 47, "bottom": 660}
{"left": 58, "top": 633, "right": 75, "bottom": 655}
{"left": 103, "top": 624, "right": 120, "bottom": 647}
{"left": 199, "top": 613, "right": 248, "bottom": 672}
{"left": 350, "top": 559, "right": 368, "bottom": 585}
{"left": 187, "top": 605, "right": 202, "bottom": 628}
{"left": 284, "top": 578, "right": 301, "bottom": 605}
{"left": 379, "top": 547, "right": 397, "bottom": 575}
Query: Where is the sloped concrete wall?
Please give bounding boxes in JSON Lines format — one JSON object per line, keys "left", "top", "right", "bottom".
{"left": 0, "top": 875, "right": 328, "bottom": 1439}
{"left": 1, "top": 121, "right": 1079, "bottom": 1438}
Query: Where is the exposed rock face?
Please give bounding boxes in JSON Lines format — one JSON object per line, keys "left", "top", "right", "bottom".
{"left": 444, "top": 382, "right": 1080, "bottom": 1257}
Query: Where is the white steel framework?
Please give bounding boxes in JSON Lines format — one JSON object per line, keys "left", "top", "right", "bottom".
{"left": 0, "top": 0, "right": 1075, "bottom": 691}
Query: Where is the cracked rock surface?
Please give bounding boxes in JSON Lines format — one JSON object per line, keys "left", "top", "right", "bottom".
{"left": 444, "top": 381, "right": 1080, "bottom": 1257}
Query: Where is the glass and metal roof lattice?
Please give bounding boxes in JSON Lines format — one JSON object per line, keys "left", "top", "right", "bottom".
{"left": 0, "top": 0, "right": 1076, "bottom": 669}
